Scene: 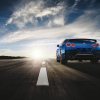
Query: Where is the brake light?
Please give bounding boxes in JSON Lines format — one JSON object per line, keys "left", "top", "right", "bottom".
{"left": 92, "top": 43, "right": 99, "bottom": 48}
{"left": 66, "top": 43, "right": 75, "bottom": 47}
{"left": 71, "top": 43, "right": 75, "bottom": 47}
{"left": 66, "top": 43, "right": 71, "bottom": 47}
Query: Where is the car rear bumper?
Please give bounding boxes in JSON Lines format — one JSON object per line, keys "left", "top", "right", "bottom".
{"left": 65, "top": 50, "right": 100, "bottom": 60}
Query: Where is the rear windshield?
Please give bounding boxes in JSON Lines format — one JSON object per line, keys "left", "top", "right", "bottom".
{"left": 68, "top": 39, "right": 96, "bottom": 43}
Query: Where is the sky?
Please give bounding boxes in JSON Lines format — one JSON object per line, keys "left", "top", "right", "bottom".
{"left": 0, "top": 0, "right": 100, "bottom": 58}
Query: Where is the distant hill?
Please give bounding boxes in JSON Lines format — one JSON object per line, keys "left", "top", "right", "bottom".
{"left": 0, "top": 56, "right": 26, "bottom": 59}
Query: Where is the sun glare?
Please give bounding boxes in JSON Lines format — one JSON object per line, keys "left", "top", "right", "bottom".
{"left": 31, "top": 49, "right": 45, "bottom": 59}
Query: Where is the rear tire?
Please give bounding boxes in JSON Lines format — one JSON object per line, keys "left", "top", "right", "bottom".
{"left": 60, "top": 59, "right": 67, "bottom": 65}
{"left": 60, "top": 56, "right": 68, "bottom": 64}
{"left": 60, "top": 52, "right": 68, "bottom": 65}
{"left": 56, "top": 59, "right": 60, "bottom": 62}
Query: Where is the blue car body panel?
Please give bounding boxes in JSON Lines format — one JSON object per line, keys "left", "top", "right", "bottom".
{"left": 56, "top": 39, "right": 100, "bottom": 61}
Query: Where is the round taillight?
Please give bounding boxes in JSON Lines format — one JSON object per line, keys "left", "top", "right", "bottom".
{"left": 66, "top": 43, "right": 71, "bottom": 47}
{"left": 71, "top": 43, "right": 75, "bottom": 47}
{"left": 66, "top": 43, "right": 75, "bottom": 47}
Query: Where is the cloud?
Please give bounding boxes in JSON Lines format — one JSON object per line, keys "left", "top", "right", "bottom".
{"left": 1, "top": 17, "right": 100, "bottom": 44}
{"left": 1, "top": 0, "right": 100, "bottom": 57}
{"left": 0, "top": 27, "right": 68, "bottom": 43}
{"left": 67, "top": 9, "right": 100, "bottom": 32}
{"left": 6, "top": 0, "right": 65, "bottom": 28}
{"left": 0, "top": 49, "right": 18, "bottom": 56}
{"left": 72, "top": 0, "right": 80, "bottom": 8}
{"left": 2, "top": 8, "right": 100, "bottom": 45}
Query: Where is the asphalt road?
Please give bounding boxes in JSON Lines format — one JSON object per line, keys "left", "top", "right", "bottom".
{"left": 0, "top": 59, "right": 100, "bottom": 100}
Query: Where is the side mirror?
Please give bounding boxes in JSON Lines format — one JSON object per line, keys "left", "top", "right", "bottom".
{"left": 57, "top": 45, "right": 59, "bottom": 47}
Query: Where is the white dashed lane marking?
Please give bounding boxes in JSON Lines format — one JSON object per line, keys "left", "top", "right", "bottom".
{"left": 36, "top": 61, "right": 49, "bottom": 86}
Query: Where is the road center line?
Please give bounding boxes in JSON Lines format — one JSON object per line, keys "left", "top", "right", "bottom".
{"left": 36, "top": 67, "right": 49, "bottom": 86}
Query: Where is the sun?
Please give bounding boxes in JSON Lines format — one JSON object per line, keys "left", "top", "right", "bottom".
{"left": 31, "top": 49, "right": 44, "bottom": 59}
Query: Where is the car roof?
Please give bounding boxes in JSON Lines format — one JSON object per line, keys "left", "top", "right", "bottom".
{"left": 63, "top": 38, "right": 97, "bottom": 43}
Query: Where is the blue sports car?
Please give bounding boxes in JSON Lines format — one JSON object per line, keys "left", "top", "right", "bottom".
{"left": 56, "top": 39, "right": 100, "bottom": 64}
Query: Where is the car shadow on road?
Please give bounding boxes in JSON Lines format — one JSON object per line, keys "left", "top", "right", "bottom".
{"left": 65, "top": 61, "right": 100, "bottom": 79}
